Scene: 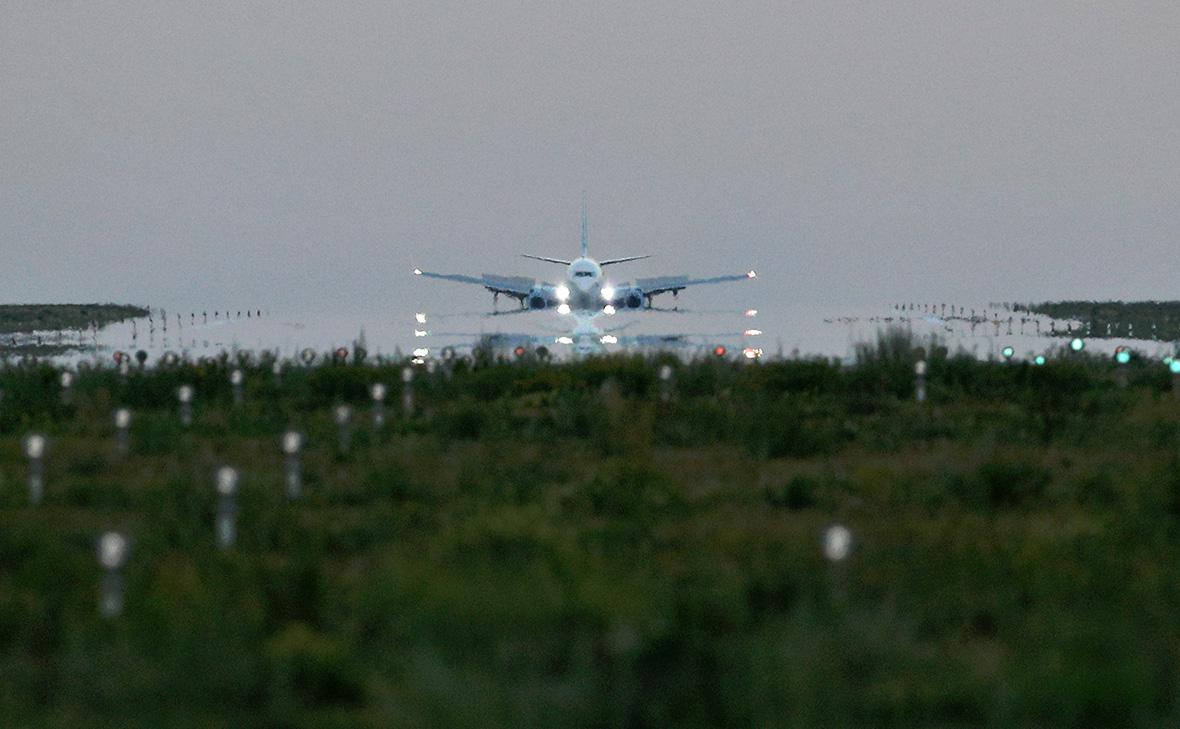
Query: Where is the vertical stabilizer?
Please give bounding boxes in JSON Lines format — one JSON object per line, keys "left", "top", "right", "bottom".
{"left": 580, "top": 199, "right": 589, "bottom": 258}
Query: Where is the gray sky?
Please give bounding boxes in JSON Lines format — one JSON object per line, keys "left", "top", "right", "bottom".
{"left": 3, "top": 1, "right": 1180, "bottom": 318}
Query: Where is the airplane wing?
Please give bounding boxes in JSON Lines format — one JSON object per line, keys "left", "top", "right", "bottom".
{"left": 633, "top": 271, "right": 756, "bottom": 297}
{"left": 414, "top": 270, "right": 538, "bottom": 302}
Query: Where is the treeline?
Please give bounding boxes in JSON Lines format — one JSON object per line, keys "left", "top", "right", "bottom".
{"left": 0, "top": 303, "right": 149, "bottom": 334}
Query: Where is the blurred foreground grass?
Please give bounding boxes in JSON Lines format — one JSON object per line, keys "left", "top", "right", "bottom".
{"left": 2, "top": 347, "right": 1180, "bottom": 727}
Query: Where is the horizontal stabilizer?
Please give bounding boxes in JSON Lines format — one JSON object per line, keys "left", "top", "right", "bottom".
{"left": 599, "top": 255, "right": 651, "bottom": 266}
{"left": 522, "top": 254, "right": 572, "bottom": 265}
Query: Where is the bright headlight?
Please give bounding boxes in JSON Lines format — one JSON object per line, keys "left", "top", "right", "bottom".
{"left": 555, "top": 285, "right": 570, "bottom": 301}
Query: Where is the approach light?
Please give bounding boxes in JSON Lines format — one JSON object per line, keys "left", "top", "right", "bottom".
{"left": 513, "top": 345, "right": 527, "bottom": 358}
{"left": 601, "top": 286, "right": 616, "bottom": 301}
{"left": 745, "top": 309, "right": 759, "bottom": 318}
{"left": 414, "top": 330, "right": 428, "bottom": 338}
{"left": 412, "top": 347, "right": 429, "bottom": 358}
{"left": 744, "top": 329, "right": 762, "bottom": 337}
{"left": 415, "top": 313, "right": 427, "bottom": 324}
{"left": 1034, "top": 355, "right": 1046, "bottom": 366}
{"left": 555, "top": 284, "right": 570, "bottom": 301}
{"left": 1070, "top": 338, "right": 1084, "bottom": 352}
{"left": 1116, "top": 350, "right": 1131, "bottom": 365}
{"left": 603, "top": 305, "right": 617, "bottom": 316}
{"left": 601, "top": 335, "right": 618, "bottom": 345}
{"left": 713, "top": 345, "right": 728, "bottom": 357}
{"left": 556, "top": 336, "right": 574, "bottom": 345}
{"left": 557, "top": 303, "right": 571, "bottom": 315}
{"left": 1001, "top": 346, "right": 1015, "bottom": 359}
{"left": 743, "top": 347, "right": 763, "bottom": 360}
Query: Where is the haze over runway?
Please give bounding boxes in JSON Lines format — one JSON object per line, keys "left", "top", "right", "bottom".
{"left": 4, "top": 2, "right": 1180, "bottom": 342}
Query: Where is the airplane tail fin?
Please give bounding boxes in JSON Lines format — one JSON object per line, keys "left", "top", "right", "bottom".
{"left": 580, "top": 201, "right": 589, "bottom": 258}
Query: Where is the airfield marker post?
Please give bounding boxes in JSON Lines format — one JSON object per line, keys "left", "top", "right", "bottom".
{"left": 23, "top": 434, "right": 46, "bottom": 506}
{"left": 97, "top": 531, "right": 129, "bottom": 618}
{"left": 334, "top": 405, "right": 353, "bottom": 456}
{"left": 281, "top": 431, "right": 303, "bottom": 500}
{"left": 914, "top": 360, "right": 927, "bottom": 403}
{"left": 659, "top": 364, "right": 675, "bottom": 402}
{"left": 271, "top": 359, "right": 283, "bottom": 388}
{"left": 1115, "top": 349, "right": 1131, "bottom": 389}
{"left": 822, "top": 523, "right": 854, "bottom": 602}
{"left": 113, "top": 408, "right": 132, "bottom": 455}
{"left": 177, "top": 385, "right": 194, "bottom": 427}
{"left": 371, "top": 383, "right": 388, "bottom": 429}
{"left": 59, "top": 371, "right": 74, "bottom": 406}
{"left": 1170, "top": 360, "right": 1180, "bottom": 399}
{"left": 215, "top": 466, "right": 239, "bottom": 550}
{"left": 401, "top": 366, "right": 415, "bottom": 417}
{"left": 230, "top": 369, "right": 245, "bottom": 406}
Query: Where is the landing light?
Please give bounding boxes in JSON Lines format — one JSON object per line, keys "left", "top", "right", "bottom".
{"left": 413, "top": 268, "right": 422, "bottom": 276}
{"left": 415, "top": 313, "right": 427, "bottom": 324}
{"left": 557, "top": 303, "right": 571, "bottom": 315}
{"left": 555, "top": 284, "right": 570, "bottom": 301}
{"left": 601, "top": 286, "right": 616, "bottom": 301}
{"left": 603, "top": 305, "right": 616, "bottom": 316}
{"left": 601, "top": 335, "right": 618, "bottom": 345}
{"left": 746, "top": 270, "right": 757, "bottom": 279}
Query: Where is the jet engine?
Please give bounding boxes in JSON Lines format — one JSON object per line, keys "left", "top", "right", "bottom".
{"left": 528, "top": 288, "right": 549, "bottom": 310}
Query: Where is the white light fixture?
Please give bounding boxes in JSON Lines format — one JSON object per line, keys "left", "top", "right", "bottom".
{"left": 601, "top": 286, "right": 616, "bottom": 301}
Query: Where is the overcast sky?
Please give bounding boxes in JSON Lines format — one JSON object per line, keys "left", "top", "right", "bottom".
{"left": 3, "top": 2, "right": 1179, "bottom": 318}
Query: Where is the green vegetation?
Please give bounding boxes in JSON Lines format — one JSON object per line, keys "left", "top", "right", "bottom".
{"left": 1017, "top": 300, "right": 1180, "bottom": 341}
{"left": 0, "top": 304, "right": 148, "bottom": 334}
{"left": 3, "top": 342, "right": 1180, "bottom": 727}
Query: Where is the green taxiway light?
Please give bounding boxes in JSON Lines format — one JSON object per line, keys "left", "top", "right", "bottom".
{"left": 1001, "top": 346, "right": 1015, "bottom": 359}
{"left": 1070, "top": 338, "right": 1084, "bottom": 352}
{"left": 1116, "top": 351, "right": 1132, "bottom": 365}
{"left": 1170, "top": 360, "right": 1180, "bottom": 375}
{"left": 1034, "top": 355, "right": 1046, "bottom": 366}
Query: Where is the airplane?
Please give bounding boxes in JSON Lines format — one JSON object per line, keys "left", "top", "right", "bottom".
{"left": 413, "top": 207, "right": 756, "bottom": 316}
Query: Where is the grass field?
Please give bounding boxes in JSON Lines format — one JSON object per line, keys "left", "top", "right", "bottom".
{"left": 2, "top": 344, "right": 1180, "bottom": 727}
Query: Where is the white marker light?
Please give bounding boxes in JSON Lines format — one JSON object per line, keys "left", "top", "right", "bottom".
{"left": 557, "top": 304, "right": 571, "bottom": 315}
{"left": 414, "top": 330, "right": 428, "bottom": 338}
{"left": 601, "top": 286, "right": 616, "bottom": 301}
{"left": 216, "top": 466, "right": 239, "bottom": 496}
{"left": 822, "top": 524, "right": 853, "bottom": 562}
{"left": 98, "top": 531, "right": 129, "bottom": 570}
{"left": 556, "top": 336, "right": 574, "bottom": 345}
{"left": 603, "top": 305, "right": 616, "bottom": 316}
{"left": 371, "top": 383, "right": 388, "bottom": 401}
{"left": 415, "top": 313, "right": 427, "bottom": 325}
{"left": 114, "top": 408, "right": 132, "bottom": 429}
{"left": 282, "top": 431, "right": 303, "bottom": 455}
{"left": 555, "top": 285, "right": 571, "bottom": 301}
{"left": 413, "top": 347, "right": 429, "bottom": 358}
{"left": 600, "top": 335, "right": 618, "bottom": 345}
{"left": 23, "top": 434, "right": 46, "bottom": 460}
